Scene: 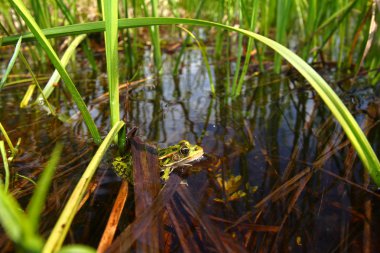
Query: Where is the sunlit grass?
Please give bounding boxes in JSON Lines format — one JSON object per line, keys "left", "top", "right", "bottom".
{"left": 0, "top": 37, "right": 22, "bottom": 91}
{"left": 0, "top": 144, "right": 63, "bottom": 252}
{"left": 101, "top": 0, "right": 121, "bottom": 145}
{"left": 0, "top": 143, "right": 97, "bottom": 252}
{"left": 37, "top": 34, "right": 87, "bottom": 100}
{"left": 43, "top": 121, "right": 124, "bottom": 252}
{"left": 8, "top": 0, "right": 101, "bottom": 144}
{"left": 0, "top": 141, "right": 10, "bottom": 192}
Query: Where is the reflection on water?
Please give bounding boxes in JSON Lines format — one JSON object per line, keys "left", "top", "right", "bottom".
{"left": 0, "top": 49, "right": 379, "bottom": 252}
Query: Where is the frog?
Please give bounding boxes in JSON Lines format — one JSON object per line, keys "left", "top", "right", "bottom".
{"left": 112, "top": 155, "right": 133, "bottom": 183}
{"left": 158, "top": 140, "right": 204, "bottom": 180}
{"left": 112, "top": 140, "right": 204, "bottom": 182}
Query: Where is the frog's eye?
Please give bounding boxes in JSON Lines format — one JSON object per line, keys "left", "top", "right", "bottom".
{"left": 180, "top": 147, "right": 189, "bottom": 155}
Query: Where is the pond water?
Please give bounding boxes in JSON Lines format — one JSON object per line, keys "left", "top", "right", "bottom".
{"left": 0, "top": 48, "right": 380, "bottom": 252}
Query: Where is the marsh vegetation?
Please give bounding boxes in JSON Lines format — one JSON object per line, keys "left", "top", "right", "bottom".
{"left": 0, "top": 0, "right": 380, "bottom": 252}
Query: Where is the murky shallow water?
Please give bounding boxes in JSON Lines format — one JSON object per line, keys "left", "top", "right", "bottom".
{"left": 0, "top": 48, "right": 380, "bottom": 252}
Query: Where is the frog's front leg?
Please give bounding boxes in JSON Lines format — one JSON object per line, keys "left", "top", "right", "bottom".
{"left": 161, "top": 167, "right": 174, "bottom": 181}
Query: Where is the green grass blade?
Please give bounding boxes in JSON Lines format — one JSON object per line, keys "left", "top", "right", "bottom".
{"left": 59, "top": 245, "right": 96, "bottom": 253}
{"left": 0, "top": 122, "right": 16, "bottom": 155}
{"left": 316, "top": 0, "right": 357, "bottom": 33}
{"left": 214, "top": 0, "right": 225, "bottom": 59}
{"left": 55, "top": 0, "right": 75, "bottom": 24}
{"left": 0, "top": 184, "right": 43, "bottom": 252}
{"left": 232, "top": 0, "right": 244, "bottom": 92}
{"left": 2, "top": 17, "right": 379, "bottom": 184}
{"left": 314, "top": 2, "right": 356, "bottom": 62}
{"left": 173, "top": 0, "right": 205, "bottom": 75}
{"left": 356, "top": 1, "right": 378, "bottom": 74}
{"left": 0, "top": 36, "right": 22, "bottom": 91}
{"left": 0, "top": 14, "right": 51, "bottom": 112}
{"left": 0, "top": 141, "right": 10, "bottom": 192}
{"left": 9, "top": 0, "right": 101, "bottom": 144}
{"left": 0, "top": 188, "right": 25, "bottom": 243}
{"left": 16, "top": 173, "right": 37, "bottom": 186}
{"left": 274, "top": 0, "right": 293, "bottom": 72}
{"left": 37, "top": 34, "right": 87, "bottom": 101}
{"left": 55, "top": 0, "right": 98, "bottom": 71}
{"left": 27, "top": 143, "right": 63, "bottom": 232}
{"left": 30, "top": 0, "right": 50, "bottom": 28}
{"left": 234, "top": 0, "right": 260, "bottom": 96}
{"left": 43, "top": 121, "right": 125, "bottom": 253}
{"left": 141, "top": 0, "right": 162, "bottom": 69}
{"left": 19, "top": 48, "right": 55, "bottom": 114}
{"left": 178, "top": 26, "right": 215, "bottom": 95}
{"left": 101, "top": 0, "right": 120, "bottom": 136}
{"left": 150, "top": 0, "right": 162, "bottom": 69}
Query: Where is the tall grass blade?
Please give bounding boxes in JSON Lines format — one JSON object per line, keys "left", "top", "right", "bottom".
{"left": 0, "top": 19, "right": 50, "bottom": 111}
{"left": 101, "top": 0, "right": 120, "bottom": 143}
{"left": 37, "top": 34, "right": 87, "bottom": 101}
{"left": 233, "top": 0, "right": 259, "bottom": 96}
{"left": 150, "top": 0, "right": 162, "bottom": 69}
{"left": 232, "top": 1, "right": 245, "bottom": 85}
{"left": 274, "top": 0, "right": 292, "bottom": 72}
{"left": 121, "top": 0, "right": 135, "bottom": 71}
{"left": 231, "top": 25, "right": 243, "bottom": 94}
{"left": 0, "top": 184, "right": 43, "bottom": 252}
{"left": 173, "top": 0, "right": 205, "bottom": 75}
{"left": 0, "top": 4, "right": 17, "bottom": 35}
{"left": 316, "top": 0, "right": 357, "bottom": 33}
{"left": 9, "top": 0, "right": 101, "bottom": 144}
{"left": 356, "top": 0, "right": 378, "bottom": 74}
{"left": 0, "top": 122, "right": 16, "bottom": 156}
{"left": 0, "top": 36, "right": 22, "bottom": 91}
{"left": 59, "top": 245, "right": 96, "bottom": 253}
{"left": 301, "top": 0, "right": 317, "bottom": 59}
{"left": 214, "top": 0, "right": 225, "bottom": 59}
{"left": 55, "top": 0, "right": 74, "bottom": 24}
{"left": 43, "top": 121, "right": 125, "bottom": 253}
{"left": 19, "top": 47, "right": 55, "bottom": 114}
{"left": 141, "top": 0, "right": 162, "bottom": 69}
{"left": 178, "top": 26, "right": 215, "bottom": 95}
{"left": 314, "top": 2, "right": 356, "bottom": 62}
{"left": 55, "top": 0, "right": 98, "bottom": 71}
{"left": 0, "top": 141, "right": 10, "bottom": 192}
{"left": 231, "top": 0, "right": 244, "bottom": 91}
{"left": 30, "top": 0, "right": 50, "bottom": 28}
{"left": 27, "top": 143, "right": 63, "bottom": 232}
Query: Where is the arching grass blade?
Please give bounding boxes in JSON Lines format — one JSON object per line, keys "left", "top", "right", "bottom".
{"left": 0, "top": 36, "right": 22, "bottom": 91}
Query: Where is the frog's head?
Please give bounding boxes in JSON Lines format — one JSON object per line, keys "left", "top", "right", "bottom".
{"left": 159, "top": 140, "right": 204, "bottom": 168}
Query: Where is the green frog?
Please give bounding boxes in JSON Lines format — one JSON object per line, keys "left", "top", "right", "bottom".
{"left": 158, "top": 140, "right": 204, "bottom": 180}
{"left": 112, "top": 140, "right": 204, "bottom": 182}
{"left": 112, "top": 156, "right": 133, "bottom": 182}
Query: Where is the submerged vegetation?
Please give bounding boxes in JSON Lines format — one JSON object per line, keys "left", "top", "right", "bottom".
{"left": 0, "top": 0, "right": 379, "bottom": 252}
